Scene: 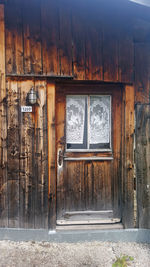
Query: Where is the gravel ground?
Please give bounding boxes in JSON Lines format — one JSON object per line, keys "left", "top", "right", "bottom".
{"left": 0, "top": 241, "right": 149, "bottom": 267}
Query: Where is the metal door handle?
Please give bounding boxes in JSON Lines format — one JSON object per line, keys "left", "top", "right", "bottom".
{"left": 58, "top": 148, "right": 63, "bottom": 167}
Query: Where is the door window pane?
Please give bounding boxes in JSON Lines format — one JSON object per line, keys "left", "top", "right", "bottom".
{"left": 66, "top": 96, "right": 87, "bottom": 149}
{"left": 89, "top": 96, "right": 111, "bottom": 149}
{"left": 66, "top": 95, "right": 111, "bottom": 150}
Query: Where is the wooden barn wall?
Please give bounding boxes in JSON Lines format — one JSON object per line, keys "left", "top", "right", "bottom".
{"left": 0, "top": 0, "right": 149, "bottom": 228}
{"left": 4, "top": 0, "right": 150, "bottom": 102}
{"left": 136, "top": 104, "right": 150, "bottom": 229}
{"left": 4, "top": 0, "right": 135, "bottom": 83}
{"left": 0, "top": 78, "right": 49, "bottom": 228}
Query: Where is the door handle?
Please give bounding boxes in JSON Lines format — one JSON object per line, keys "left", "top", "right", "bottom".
{"left": 58, "top": 148, "right": 63, "bottom": 168}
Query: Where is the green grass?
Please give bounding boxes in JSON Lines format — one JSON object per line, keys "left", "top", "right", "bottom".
{"left": 112, "top": 255, "right": 134, "bottom": 267}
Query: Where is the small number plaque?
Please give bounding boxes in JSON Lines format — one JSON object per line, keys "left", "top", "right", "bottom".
{"left": 21, "top": 106, "right": 32, "bottom": 113}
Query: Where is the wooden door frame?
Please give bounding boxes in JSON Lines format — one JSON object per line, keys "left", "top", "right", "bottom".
{"left": 47, "top": 82, "right": 56, "bottom": 229}
{"left": 122, "top": 85, "right": 135, "bottom": 228}
{"left": 47, "top": 81, "right": 135, "bottom": 230}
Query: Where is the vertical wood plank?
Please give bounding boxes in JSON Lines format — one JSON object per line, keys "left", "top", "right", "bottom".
{"left": 7, "top": 80, "right": 20, "bottom": 227}
{"left": 134, "top": 43, "right": 150, "bottom": 104}
{"left": 59, "top": 0, "right": 72, "bottom": 76}
{"left": 64, "top": 161, "right": 84, "bottom": 212}
{"left": 93, "top": 162, "right": 105, "bottom": 210}
{"left": 5, "top": 1, "right": 23, "bottom": 74}
{"left": 84, "top": 162, "right": 93, "bottom": 210}
{"left": 34, "top": 80, "right": 48, "bottom": 228}
{"left": 118, "top": 27, "right": 134, "bottom": 83}
{"left": 5, "top": 4, "right": 15, "bottom": 74}
{"left": 22, "top": 4, "right": 31, "bottom": 74}
{"left": 123, "top": 85, "right": 135, "bottom": 228}
{"left": 85, "top": 21, "right": 103, "bottom": 80}
{"left": 72, "top": 8, "right": 86, "bottom": 80}
{"left": 0, "top": 4, "right": 8, "bottom": 227}
{"left": 112, "top": 89, "right": 122, "bottom": 218}
{"left": 41, "top": 0, "right": 60, "bottom": 75}
{"left": 47, "top": 82, "right": 56, "bottom": 229}
{"left": 55, "top": 88, "right": 66, "bottom": 222}
{"left": 103, "top": 23, "right": 119, "bottom": 82}
{"left": 19, "top": 80, "right": 35, "bottom": 228}
{"left": 136, "top": 104, "right": 150, "bottom": 229}
{"left": 22, "top": 0, "right": 42, "bottom": 74}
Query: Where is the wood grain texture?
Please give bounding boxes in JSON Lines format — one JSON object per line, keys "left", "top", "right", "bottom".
{"left": 85, "top": 19, "right": 103, "bottom": 80}
{"left": 22, "top": 2, "right": 31, "bottom": 74}
{"left": 34, "top": 80, "right": 48, "bottom": 228}
{"left": 0, "top": 4, "right": 8, "bottom": 227}
{"left": 7, "top": 80, "right": 20, "bottom": 227}
{"left": 47, "top": 82, "right": 56, "bottom": 229}
{"left": 134, "top": 43, "right": 150, "bottom": 103}
{"left": 22, "top": 0, "right": 42, "bottom": 74}
{"left": 3, "top": 0, "right": 148, "bottom": 89}
{"left": 118, "top": 26, "right": 134, "bottom": 83}
{"left": 59, "top": 0, "right": 72, "bottom": 76}
{"left": 123, "top": 85, "right": 135, "bottom": 228}
{"left": 5, "top": 1, "right": 23, "bottom": 74}
{"left": 103, "top": 23, "right": 119, "bottom": 82}
{"left": 2, "top": 79, "right": 49, "bottom": 229}
{"left": 41, "top": 0, "right": 59, "bottom": 75}
{"left": 111, "top": 88, "right": 123, "bottom": 218}
{"left": 136, "top": 104, "right": 150, "bottom": 228}
{"left": 19, "top": 80, "right": 35, "bottom": 228}
{"left": 72, "top": 8, "right": 86, "bottom": 80}
{"left": 5, "top": 3, "right": 15, "bottom": 74}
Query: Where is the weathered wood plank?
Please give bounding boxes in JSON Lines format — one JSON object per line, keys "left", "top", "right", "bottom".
{"left": 47, "top": 82, "right": 56, "bottom": 229}
{"left": 5, "top": 1, "right": 23, "bottom": 74}
{"left": 19, "top": 80, "right": 35, "bottom": 228}
{"left": 136, "top": 104, "right": 150, "bottom": 228}
{"left": 22, "top": 0, "right": 42, "bottom": 74}
{"left": 93, "top": 162, "right": 105, "bottom": 210}
{"left": 56, "top": 87, "right": 65, "bottom": 223}
{"left": 56, "top": 223, "right": 123, "bottom": 230}
{"left": 84, "top": 162, "right": 93, "bottom": 210}
{"left": 34, "top": 80, "right": 48, "bottom": 228}
{"left": 123, "top": 85, "right": 134, "bottom": 228}
{"left": 85, "top": 20, "right": 103, "bottom": 80}
{"left": 118, "top": 26, "right": 134, "bottom": 83}
{"left": 7, "top": 80, "right": 19, "bottom": 227}
{"left": 5, "top": 3, "right": 15, "bottom": 74}
{"left": 0, "top": 4, "right": 8, "bottom": 227}
{"left": 112, "top": 88, "right": 122, "bottom": 218}
{"left": 22, "top": 3, "right": 31, "bottom": 74}
{"left": 64, "top": 161, "right": 84, "bottom": 212}
{"left": 103, "top": 23, "right": 119, "bottom": 82}
{"left": 72, "top": 8, "right": 86, "bottom": 80}
{"left": 134, "top": 43, "right": 150, "bottom": 103}
{"left": 41, "top": 0, "right": 59, "bottom": 75}
{"left": 59, "top": 0, "right": 72, "bottom": 76}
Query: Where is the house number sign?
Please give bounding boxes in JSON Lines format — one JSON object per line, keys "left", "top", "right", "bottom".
{"left": 21, "top": 106, "right": 32, "bottom": 112}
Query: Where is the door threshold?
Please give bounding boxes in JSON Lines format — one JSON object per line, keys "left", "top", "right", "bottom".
{"left": 56, "top": 223, "right": 124, "bottom": 231}
{"left": 57, "top": 210, "right": 121, "bottom": 225}
{"left": 56, "top": 218, "right": 121, "bottom": 225}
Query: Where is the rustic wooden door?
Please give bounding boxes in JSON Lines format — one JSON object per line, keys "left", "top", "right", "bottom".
{"left": 56, "top": 84, "right": 124, "bottom": 225}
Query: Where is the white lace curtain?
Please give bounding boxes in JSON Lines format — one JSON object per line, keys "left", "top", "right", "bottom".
{"left": 66, "top": 95, "right": 111, "bottom": 149}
